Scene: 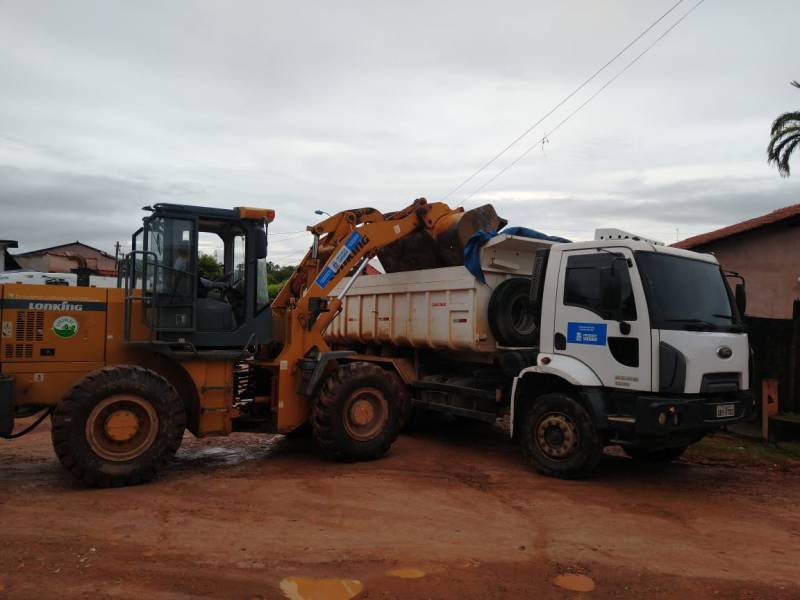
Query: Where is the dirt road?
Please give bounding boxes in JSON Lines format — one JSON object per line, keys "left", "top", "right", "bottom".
{"left": 1, "top": 422, "right": 799, "bottom": 599}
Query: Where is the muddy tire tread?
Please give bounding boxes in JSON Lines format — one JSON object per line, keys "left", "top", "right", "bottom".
{"left": 312, "top": 362, "right": 405, "bottom": 462}
{"left": 519, "top": 392, "right": 602, "bottom": 480}
{"left": 51, "top": 365, "right": 185, "bottom": 488}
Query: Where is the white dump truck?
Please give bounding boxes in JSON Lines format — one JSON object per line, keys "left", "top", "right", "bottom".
{"left": 328, "top": 229, "right": 753, "bottom": 478}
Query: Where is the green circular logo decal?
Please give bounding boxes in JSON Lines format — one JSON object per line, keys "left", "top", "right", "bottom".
{"left": 52, "top": 316, "right": 79, "bottom": 339}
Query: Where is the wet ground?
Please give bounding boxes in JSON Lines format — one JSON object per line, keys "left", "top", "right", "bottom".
{"left": 1, "top": 422, "right": 799, "bottom": 599}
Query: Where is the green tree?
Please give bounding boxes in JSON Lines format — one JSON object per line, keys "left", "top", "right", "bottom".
{"left": 768, "top": 80, "right": 800, "bottom": 177}
{"left": 198, "top": 253, "right": 223, "bottom": 280}
{"left": 267, "top": 261, "right": 295, "bottom": 282}
{"left": 267, "top": 261, "right": 296, "bottom": 298}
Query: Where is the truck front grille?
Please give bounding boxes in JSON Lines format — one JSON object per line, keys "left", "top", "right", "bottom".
{"left": 700, "top": 373, "right": 739, "bottom": 394}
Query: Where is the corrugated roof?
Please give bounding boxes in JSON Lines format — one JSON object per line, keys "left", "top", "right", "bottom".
{"left": 673, "top": 203, "right": 800, "bottom": 249}
{"left": 14, "top": 241, "right": 115, "bottom": 259}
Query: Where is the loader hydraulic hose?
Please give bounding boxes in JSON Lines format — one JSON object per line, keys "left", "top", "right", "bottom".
{"left": 1, "top": 406, "right": 54, "bottom": 440}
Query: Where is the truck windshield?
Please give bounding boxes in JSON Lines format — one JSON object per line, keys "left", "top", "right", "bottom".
{"left": 636, "top": 251, "right": 743, "bottom": 332}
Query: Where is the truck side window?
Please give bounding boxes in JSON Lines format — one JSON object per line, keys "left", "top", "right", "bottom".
{"left": 564, "top": 253, "right": 637, "bottom": 320}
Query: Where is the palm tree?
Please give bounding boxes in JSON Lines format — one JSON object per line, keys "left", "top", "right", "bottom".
{"left": 768, "top": 80, "right": 800, "bottom": 177}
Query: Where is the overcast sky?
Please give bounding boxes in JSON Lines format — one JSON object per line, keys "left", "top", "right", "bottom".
{"left": 1, "top": 0, "right": 799, "bottom": 263}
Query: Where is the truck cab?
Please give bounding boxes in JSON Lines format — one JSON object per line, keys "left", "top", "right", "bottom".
{"left": 510, "top": 229, "right": 753, "bottom": 475}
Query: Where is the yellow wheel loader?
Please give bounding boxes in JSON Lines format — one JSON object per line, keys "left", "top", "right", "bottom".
{"left": 0, "top": 198, "right": 503, "bottom": 486}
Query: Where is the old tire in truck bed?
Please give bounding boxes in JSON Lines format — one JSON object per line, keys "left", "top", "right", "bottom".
{"left": 312, "top": 362, "right": 406, "bottom": 461}
{"left": 488, "top": 277, "right": 538, "bottom": 347}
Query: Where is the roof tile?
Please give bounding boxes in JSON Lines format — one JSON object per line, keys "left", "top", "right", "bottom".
{"left": 672, "top": 203, "right": 800, "bottom": 249}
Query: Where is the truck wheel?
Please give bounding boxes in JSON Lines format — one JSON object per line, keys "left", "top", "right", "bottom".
{"left": 312, "top": 362, "right": 405, "bottom": 461}
{"left": 488, "top": 277, "right": 538, "bottom": 347}
{"left": 51, "top": 366, "right": 185, "bottom": 487}
{"left": 623, "top": 445, "right": 688, "bottom": 462}
{"left": 519, "top": 393, "right": 602, "bottom": 479}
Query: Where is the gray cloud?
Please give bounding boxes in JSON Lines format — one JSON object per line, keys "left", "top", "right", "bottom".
{"left": 1, "top": 0, "right": 799, "bottom": 264}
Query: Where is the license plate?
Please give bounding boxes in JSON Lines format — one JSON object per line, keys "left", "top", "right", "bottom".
{"left": 716, "top": 403, "right": 736, "bottom": 418}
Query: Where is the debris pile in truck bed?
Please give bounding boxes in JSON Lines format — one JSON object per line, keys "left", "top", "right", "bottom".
{"left": 377, "top": 204, "right": 507, "bottom": 272}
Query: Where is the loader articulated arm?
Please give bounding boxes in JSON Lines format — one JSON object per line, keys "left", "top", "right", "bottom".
{"left": 271, "top": 198, "right": 463, "bottom": 338}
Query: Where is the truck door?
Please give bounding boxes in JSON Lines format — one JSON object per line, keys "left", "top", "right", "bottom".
{"left": 553, "top": 248, "right": 652, "bottom": 392}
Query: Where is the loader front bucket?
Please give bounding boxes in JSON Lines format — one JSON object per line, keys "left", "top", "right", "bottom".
{"left": 377, "top": 204, "right": 507, "bottom": 273}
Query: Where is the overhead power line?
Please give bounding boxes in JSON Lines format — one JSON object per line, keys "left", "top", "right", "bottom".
{"left": 441, "top": 0, "right": 687, "bottom": 201}
{"left": 269, "top": 230, "right": 307, "bottom": 236}
{"left": 465, "top": 0, "right": 706, "bottom": 201}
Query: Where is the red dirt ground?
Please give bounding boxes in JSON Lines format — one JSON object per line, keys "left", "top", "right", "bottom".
{"left": 1, "top": 422, "right": 798, "bottom": 599}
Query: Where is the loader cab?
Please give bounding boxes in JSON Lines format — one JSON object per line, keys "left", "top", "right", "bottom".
{"left": 125, "top": 203, "right": 274, "bottom": 351}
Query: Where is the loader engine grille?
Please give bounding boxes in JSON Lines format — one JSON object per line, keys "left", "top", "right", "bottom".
{"left": 4, "top": 344, "right": 33, "bottom": 359}
{"left": 15, "top": 311, "right": 45, "bottom": 342}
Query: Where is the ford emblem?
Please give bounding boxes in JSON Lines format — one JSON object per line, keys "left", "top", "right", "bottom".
{"left": 717, "top": 346, "right": 733, "bottom": 359}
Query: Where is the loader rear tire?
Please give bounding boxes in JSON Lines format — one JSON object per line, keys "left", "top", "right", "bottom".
{"left": 312, "top": 362, "right": 405, "bottom": 461}
{"left": 51, "top": 366, "right": 185, "bottom": 487}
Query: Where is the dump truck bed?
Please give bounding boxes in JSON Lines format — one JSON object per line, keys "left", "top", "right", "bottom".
{"left": 327, "top": 266, "right": 509, "bottom": 352}
{"left": 327, "top": 234, "right": 553, "bottom": 353}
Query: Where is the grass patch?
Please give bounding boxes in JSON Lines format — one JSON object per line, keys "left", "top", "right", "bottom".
{"left": 686, "top": 433, "right": 800, "bottom": 467}
{"left": 773, "top": 412, "right": 800, "bottom": 424}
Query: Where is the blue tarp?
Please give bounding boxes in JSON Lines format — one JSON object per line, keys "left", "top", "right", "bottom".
{"left": 464, "top": 227, "right": 571, "bottom": 283}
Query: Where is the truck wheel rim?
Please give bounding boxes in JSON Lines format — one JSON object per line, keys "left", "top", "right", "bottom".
{"left": 535, "top": 413, "right": 579, "bottom": 460}
{"left": 343, "top": 387, "right": 389, "bottom": 442}
{"left": 85, "top": 394, "right": 159, "bottom": 462}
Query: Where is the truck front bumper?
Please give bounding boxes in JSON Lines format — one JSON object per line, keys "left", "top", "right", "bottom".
{"left": 598, "top": 389, "right": 755, "bottom": 449}
{"left": 0, "top": 375, "right": 14, "bottom": 437}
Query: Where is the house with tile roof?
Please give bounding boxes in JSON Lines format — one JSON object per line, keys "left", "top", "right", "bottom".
{"left": 11, "top": 241, "right": 117, "bottom": 277}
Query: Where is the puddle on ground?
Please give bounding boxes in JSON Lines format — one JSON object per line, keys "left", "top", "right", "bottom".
{"left": 279, "top": 577, "right": 363, "bottom": 600}
{"left": 175, "top": 436, "right": 287, "bottom": 468}
{"left": 553, "top": 574, "right": 595, "bottom": 592}
{"left": 386, "top": 568, "right": 426, "bottom": 579}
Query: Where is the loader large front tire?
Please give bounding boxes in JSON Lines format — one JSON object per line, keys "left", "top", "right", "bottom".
{"left": 312, "top": 362, "right": 405, "bottom": 461}
{"left": 51, "top": 366, "right": 185, "bottom": 487}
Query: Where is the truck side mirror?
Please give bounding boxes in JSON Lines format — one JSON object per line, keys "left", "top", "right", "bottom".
{"left": 255, "top": 227, "right": 268, "bottom": 259}
{"left": 735, "top": 282, "right": 747, "bottom": 316}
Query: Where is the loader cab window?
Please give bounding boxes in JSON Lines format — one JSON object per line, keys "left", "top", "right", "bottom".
{"left": 147, "top": 217, "right": 195, "bottom": 302}
{"left": 194, "top": 228, "right": 248, "bottom": 331}
{"left": 255, "top": 223, "right": 269, "bottom": 312}
{"left": 564, "top": 253, "right": 637, "bottom": 321}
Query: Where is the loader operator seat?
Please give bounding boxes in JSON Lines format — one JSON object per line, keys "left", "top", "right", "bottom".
{"left": 196, "top": 296, "right": 236, "bottom": 331}
{"left": 195, "top": 275, "right": 243, "bottom": 332}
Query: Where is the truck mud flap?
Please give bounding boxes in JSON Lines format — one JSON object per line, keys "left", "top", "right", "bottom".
{"left": 0, "top": 375, "right": 14, "bottom": 437}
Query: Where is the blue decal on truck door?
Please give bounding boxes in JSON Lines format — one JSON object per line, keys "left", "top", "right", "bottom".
{"left": 567, "top": 322, "right": 607, "bottom": 345}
